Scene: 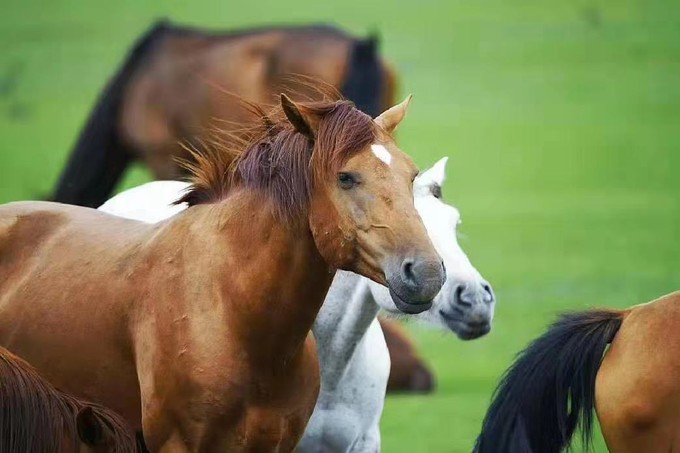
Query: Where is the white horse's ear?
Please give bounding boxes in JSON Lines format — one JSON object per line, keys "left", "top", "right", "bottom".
{"left": 416, "top": 156, "right": 448, "bottom": 186}
{"left": 375, "top": 95, "right": 412, "bottom": 134}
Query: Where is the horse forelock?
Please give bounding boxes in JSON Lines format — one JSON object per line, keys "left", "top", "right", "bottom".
{"left": 0, "top": 348, "right": 136, "bottom": 453}
{"left": 177, "top": 95, "right": 376, "bottom": 222}
{"left": 311, "top": 99, "right": 376, "bottom": 178}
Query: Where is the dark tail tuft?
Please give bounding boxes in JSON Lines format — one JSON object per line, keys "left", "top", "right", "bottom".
{"left": 340, "top": 32, "right": 383, "bottom": 118}
{"left": 51, "top": 19, "right": 170, "bottom": 207}
{"left": 474, "top": 309, "right": 624, "bottom": 453}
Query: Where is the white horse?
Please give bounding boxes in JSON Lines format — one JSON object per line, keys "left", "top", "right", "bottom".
{"left": 99, "top": 156, "right": 495, "bottom": 452}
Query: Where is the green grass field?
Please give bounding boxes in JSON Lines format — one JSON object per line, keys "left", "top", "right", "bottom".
{"left": 1, "top": 0, "right": 679, "bottom": 451}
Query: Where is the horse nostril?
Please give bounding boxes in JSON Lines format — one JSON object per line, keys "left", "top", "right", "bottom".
{"left": 400, "top": 259, "right": 416, "bottom": 286}
{"left": 455, "top": 285, "right": 471, "bottom": 307}
{"left": 482, "top": 283, "right": 495, "bottom": 303}
{"left": 441, "top": 261, "right": 446, "bottom": 276}
{"left": 396, "top": 258, "right": 444, "bottom": 302}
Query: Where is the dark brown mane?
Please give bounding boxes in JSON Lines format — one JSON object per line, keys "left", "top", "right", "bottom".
{"left": 176, "top": 94, "right": 376, "bottom": 220}
{"left": 0, "top": 347, "right": 136, "bottom": 453}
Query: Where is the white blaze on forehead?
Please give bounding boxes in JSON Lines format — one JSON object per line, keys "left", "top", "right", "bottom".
{"left": 371, "top": 144, "right": 392, "bottom": 166}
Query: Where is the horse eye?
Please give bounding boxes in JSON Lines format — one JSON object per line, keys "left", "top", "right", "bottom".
{"left": 431, "top": 184, "right": 442, "bottom": 199}
{"left": 337, "top": 172, "right": 356, "bottom": 190}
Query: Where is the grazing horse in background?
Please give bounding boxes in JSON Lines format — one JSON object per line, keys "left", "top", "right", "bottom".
{"left": 379, "top": 317, "right": 435, "bottom": 393}
{"left": 475, "top": 290, "right": 680, "bottom": 453}
{"left": 51, "top": 19, "right": 397, "bottom": 208}
{"left": 0, "top": 93, "right": 445, "bottom": 451}
{"left": 0, "top": 347, "right": 136, "bottom": 453}
{"left": 100, "top": 156, "right": 496, "bottom": 452}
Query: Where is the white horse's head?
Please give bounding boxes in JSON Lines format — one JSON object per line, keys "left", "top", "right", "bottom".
{"left": 370, "top": 157, "right": 495, "bottom": 340}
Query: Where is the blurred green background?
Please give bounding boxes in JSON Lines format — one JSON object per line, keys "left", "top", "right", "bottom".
{"left": 1, "top": 0, "right": 679, "bottom": 451}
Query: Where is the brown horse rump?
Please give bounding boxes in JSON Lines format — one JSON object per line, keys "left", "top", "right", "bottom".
{"left": 475, "top": 290, "right": 680, "bottom": 453}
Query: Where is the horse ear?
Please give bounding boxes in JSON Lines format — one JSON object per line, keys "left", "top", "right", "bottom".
{"left": 417, "top": 156, "right": 448, "bottom": 186}
{"left": 76, "top": 406, "right": 105, "bottom": 446}
{"left": 375, "top": 95, "right": 412, "bottom": 134}
{"left": 280, "top": 93, "right": 319, "bottom": 140}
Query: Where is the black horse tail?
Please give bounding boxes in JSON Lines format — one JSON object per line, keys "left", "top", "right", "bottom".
{"left": 340, "top": 32, "right": 384, "bottom": 118}
{"left": 51, "top": 20, "right": 170, "bottom": 207}
{"left": 474, "top": 309, "right": 626, "bottom": 453}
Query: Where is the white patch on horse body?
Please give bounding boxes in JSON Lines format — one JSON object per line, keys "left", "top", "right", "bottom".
{"left": 371, "top": 144, "right": 392, "bottom": 166}
{"left": 98, "top": 181, "right": 190, "bottom": 223}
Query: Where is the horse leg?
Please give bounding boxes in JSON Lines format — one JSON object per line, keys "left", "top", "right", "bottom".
{"left": 138, "top": 371, "right": 249, "bottom": 453}
{"left": 349, "top": 425, "right": 381, "bottom": 453}
{"left": 600, "top": 421, "right": 677, "bottom": 453}
{"left": 144, "top": 408, "right": 308, "bottom": 452}
{"left": 141, "top": 405, "right": 241, "bottom": 453}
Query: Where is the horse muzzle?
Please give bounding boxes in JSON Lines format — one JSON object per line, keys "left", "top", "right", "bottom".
{"left": 386, "top": 257, "right": 446, "bottom": 314}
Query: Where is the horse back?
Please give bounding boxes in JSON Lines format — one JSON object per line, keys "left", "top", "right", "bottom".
{"left": 0, "top": 199, "right": 144, "bottom": 254}
{"left": 119, "top": 25, "right": 388, "bottom": 178}
{"left": 0, "top": 200, "right": 156, "bottom": 306}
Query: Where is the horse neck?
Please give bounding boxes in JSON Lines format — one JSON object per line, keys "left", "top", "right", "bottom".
{"left": 312, "top": 271, "right": 380, "bottom": 386}
{"left": 182, "top": 192, "right": 336, "bottom": 366}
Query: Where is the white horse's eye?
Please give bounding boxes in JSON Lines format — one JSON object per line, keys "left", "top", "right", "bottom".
{"left": 430, "top": 184, "right": 442, "bottom": 199}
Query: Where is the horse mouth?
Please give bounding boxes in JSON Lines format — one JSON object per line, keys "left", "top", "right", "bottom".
{"left": 439, "top": 309, "right": 491, "bottom": 340}
{"left": 389, "top": 288, "right": 433, "bottom": 314}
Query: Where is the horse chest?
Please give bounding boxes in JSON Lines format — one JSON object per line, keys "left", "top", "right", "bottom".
{"left": 181, "top": 364, "right": 318, "bottom": 452}
{"left": 243, "top": 341, "right": 320, "bottom": 410}
{"left": 237, "top": 340, "right": 321, "bottom": 449}
{"left": 237, "top": 405, "right": 310, "bottom": 452}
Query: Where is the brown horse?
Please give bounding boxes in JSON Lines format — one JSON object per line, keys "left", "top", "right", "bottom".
{"left": 474, "top": 290, "right": 680, "bottom": 453}
{"left": 0, "top": 94, "right": 444, "bottom": 451}
{"left": 0, "top": 346, "right": 136, "bottom": 453}
{"left": 51, "top": 20, "right": 397, "bottom": 208}
{"left": 379, "top": 318, "right": 436, "bottom": 393}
